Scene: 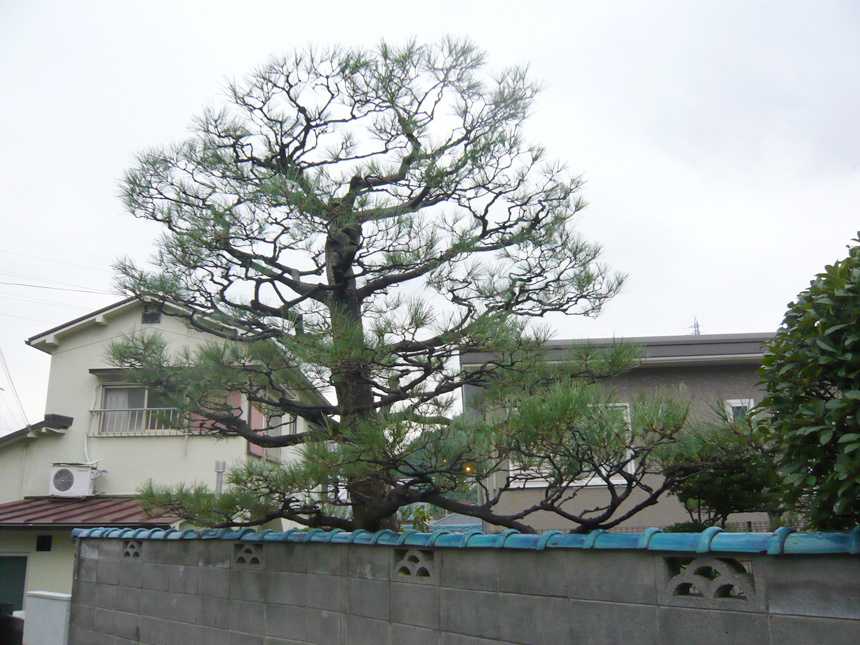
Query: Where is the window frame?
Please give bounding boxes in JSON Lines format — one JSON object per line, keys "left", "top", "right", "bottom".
{"left": 246, "top": 402, "right": 299, "bottom": 462}
{"left": 91, "top": 383, "right": 183, "bottom": 436}
{"left": 724, "top": 398, "right": 755, "bottom": 422}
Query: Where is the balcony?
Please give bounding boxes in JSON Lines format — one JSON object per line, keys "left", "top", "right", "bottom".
{"left": 91, "top": 407, "right": 185, "bottom": 436}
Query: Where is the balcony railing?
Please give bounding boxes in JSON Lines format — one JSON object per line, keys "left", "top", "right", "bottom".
{"left": 91, "top": 407, "right": 185, "bottom": 436}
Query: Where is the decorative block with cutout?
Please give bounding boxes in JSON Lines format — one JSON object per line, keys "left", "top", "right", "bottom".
{"left": 234, "top": 543, "right": 264, "bottom": 567}
{"left": 394, "top": 548, "right": 436, "bottom": 582}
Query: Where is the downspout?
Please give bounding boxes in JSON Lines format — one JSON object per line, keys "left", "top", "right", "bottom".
{"left": 18, "top": 440, "right": 29, "bottom": 499}
{"left": 84, "top": 383, "right": 101, "bottom": 463}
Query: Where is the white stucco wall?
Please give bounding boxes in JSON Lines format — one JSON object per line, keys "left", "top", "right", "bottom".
{"left": 1, "top": 301, "right": 310, "bottom": 502}
{"left": 0, "top": 530, "right": 77, "bottom": 595}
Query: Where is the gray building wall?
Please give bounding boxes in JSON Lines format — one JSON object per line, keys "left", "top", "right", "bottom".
{"left": 462, "top": 347, "right": 766, "bottom": 421}
{"left": 68, "top": 535, "right": 860, "bottom": 645}
{"left": 610, "top": 362, "right": 764, "bottom": 421}
{"left": 461, "top": 336, "right": 771, "bottom": 532}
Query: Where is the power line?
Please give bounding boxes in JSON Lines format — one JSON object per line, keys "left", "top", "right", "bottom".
{"left": 0, "top": 390, "right": 25, "bottom": 431}
{"left": 0, "top": 249, "right": 110, "bottom": 273}
{"left": 0, "top": 345, "right": 30, "bottom": 429}
{"left": 0, "top": 281, "right": 115, "bottom": 294}
{"left": 0, "top": 292, "right": 95, "bottom": 309}
{"left": 0, "top": 312, "right": 64, "bottom": 324}
{"left": 0, "top": 269, "right": 113, "bottom": 291}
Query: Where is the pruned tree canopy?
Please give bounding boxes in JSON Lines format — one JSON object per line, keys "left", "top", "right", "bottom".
{"left": 663, "top": 406, "right": 780, "bottom": 529}
{"left": 114, "top": 38, "right": 696, "bottom": 533}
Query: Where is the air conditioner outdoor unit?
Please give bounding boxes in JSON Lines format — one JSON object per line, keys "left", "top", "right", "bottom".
{"left": 49, "top": 463, "right": 97, "bottom": 497}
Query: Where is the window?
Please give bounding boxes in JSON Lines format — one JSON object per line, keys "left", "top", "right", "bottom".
{"left": 725, "top": 399, "right": 754, "bottom": 422}
{"left": 573, "top": 402, "right": 634, "bottom": 486}
{"left": 246, "top": 406, "right": 297, "bottom": 461}
{"left": 269, "top": 415, "right": 299, "bottom": 436}
{"left": 247, "top": 404, "right": 268, "bottom": 458}
{"left": 141, "top": 307, "right": 161, "bottom": 324}
{"left": 95, "top": 385, "right": 181, "bottom": 435}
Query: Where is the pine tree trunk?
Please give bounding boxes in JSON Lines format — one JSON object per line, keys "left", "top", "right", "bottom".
{"left": 326, "top": 217, "right": 400, "bottom": 532}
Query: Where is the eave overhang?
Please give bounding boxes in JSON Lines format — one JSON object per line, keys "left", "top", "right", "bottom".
{"left": 0, "top": 414, "right": 74, "bottom": 447}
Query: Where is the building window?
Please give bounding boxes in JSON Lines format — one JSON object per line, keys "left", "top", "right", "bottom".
{"left": 246, "top": 406, "right": 297, "bottom": 461}
{"left": 574, "top": 402, "right": 634, "bottom": 486}
{"left": 36, "top": 535, "right": 52, "bottom": 552}
{"left": 94, "top": 385, "right": 181, "bottom": 435}
{"left": 141, "top": 307, "right": 161, "bottom": 324}
{"left": 725, "top": 399, "right": 755, "bottom": 422}
{"left": 269, "top": 415, "right": 298, "bottom": 436}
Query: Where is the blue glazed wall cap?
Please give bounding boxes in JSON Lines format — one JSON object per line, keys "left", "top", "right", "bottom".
{"left": 493, "top": 529, "right": 519, "bottom": 548}
{"left": 323, "top": 529, "right": 345, "bottom": 543}
{"left": 583, "top": 529, "right": 605, "bottom": 549}
{"left": 237, "top": 528, "right": 261, "bottom": 541}
{"left": 428, "top": 530, "right": 452, "bottom": 547}
{"left": 636, "top": 528, "right": 662, "bottom": 549}
{"left": 370, "top": 529, "right": 395, "bottom": 545}
{"left": 536, "top": 530, "right": 562, "bottom": 551}
{"left": 767, "top": 527, "right": 796, "bottom": 555}
{"left": 850, "top": 526, "right": 860, "bottom": 555}
{"left": 345, "top": 529, "right": 370, "bottom": 544}
{"left": 394, "top": 529, "right": 416, "bottom": 546}
{"left": 696, "top": 526, "right": 723, "bottom": 553}
{"left": 69, "top": 526, "right": 860, "bottom": 556}
{"left": 460, "top": 529, "right": 485, "bottom": 548}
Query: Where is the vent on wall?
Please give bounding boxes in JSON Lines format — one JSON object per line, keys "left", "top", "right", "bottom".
{"left": 141, "top": 307, "right": 161, "bottom": 324}
{"left": 49, "top": 463, "right": 97, "bottom": 497}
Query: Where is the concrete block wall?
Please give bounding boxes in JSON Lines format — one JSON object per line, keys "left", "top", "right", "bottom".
{"left": 68, "top": 531, "right": 860, "bottom": 645}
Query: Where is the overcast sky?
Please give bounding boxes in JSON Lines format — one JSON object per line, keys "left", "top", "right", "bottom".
{"left": 1, "top": 0, "right": 858, "bottom": 433}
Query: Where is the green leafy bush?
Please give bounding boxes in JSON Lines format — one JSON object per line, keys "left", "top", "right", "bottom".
{"left": 662, "top": 520, "right": 710, "bottom": 533}
{"left": 760, "top": 235, "right": 860, "bottom": 529}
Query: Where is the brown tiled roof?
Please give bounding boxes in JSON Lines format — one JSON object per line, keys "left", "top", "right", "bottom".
{"left": 0, "top": 496, "right": 179, "bottom": 529}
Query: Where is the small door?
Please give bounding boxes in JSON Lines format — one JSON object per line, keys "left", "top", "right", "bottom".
{"left": 0, "top": 557, "right": 27, "bottom": 611}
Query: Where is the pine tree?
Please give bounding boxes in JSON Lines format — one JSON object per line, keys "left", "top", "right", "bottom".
{"left": 115, "top": 39, "right": 650, "bottom": 532}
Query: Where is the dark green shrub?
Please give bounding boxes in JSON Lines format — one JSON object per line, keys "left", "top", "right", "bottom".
{"left": 760, "top": 235, "right": 860, "bottom": 529}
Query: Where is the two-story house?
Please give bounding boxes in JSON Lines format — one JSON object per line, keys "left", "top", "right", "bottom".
{"left": 460, "top": 333, "right": 774, "bottom": 533}
{"left": 0, "top": 298, "right": 323, "bottom": 608}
